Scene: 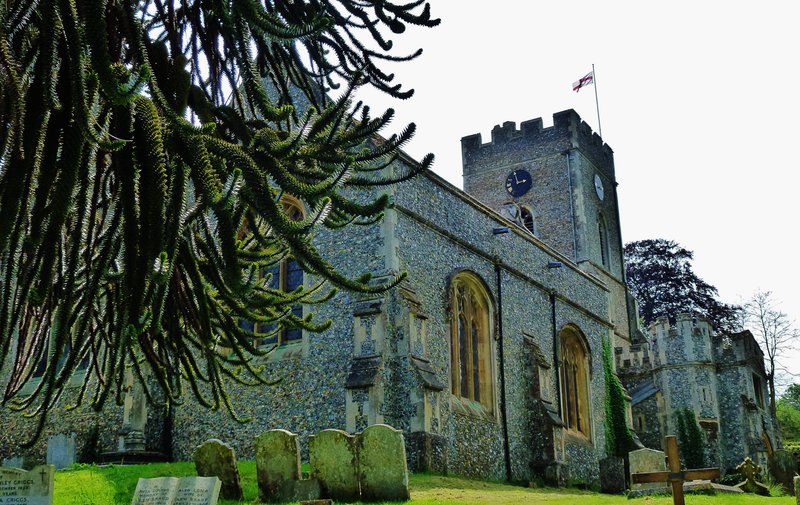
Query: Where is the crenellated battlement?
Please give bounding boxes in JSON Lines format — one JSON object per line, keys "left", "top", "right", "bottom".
{"left": 616, "top": 313, "right": 716, "bottom": 375}
{"left": 460, "top": 109, "right": 614, "bottom": 173}
{"left": 647, "top": 313, "right": 714, "bottom": 341}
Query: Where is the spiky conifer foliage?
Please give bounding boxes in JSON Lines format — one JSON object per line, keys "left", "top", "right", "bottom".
{"left": 0, "top": 0, "right": 438, "bottom": 444}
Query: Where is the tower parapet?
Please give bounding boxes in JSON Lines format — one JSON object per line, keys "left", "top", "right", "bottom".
{"left": 461, "top": 110, "right": 614, "bottom": 178}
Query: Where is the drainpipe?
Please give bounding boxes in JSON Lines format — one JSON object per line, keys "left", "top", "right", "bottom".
{"left": 564, "top": 150, "right": 578, "bottom": 262}
{"left": 494, "top": 262, "right": 512, "bottom": 482}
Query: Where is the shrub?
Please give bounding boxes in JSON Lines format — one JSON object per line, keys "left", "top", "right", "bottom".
{"left": 675, "top": 408, "right": 704, "bottom": 468}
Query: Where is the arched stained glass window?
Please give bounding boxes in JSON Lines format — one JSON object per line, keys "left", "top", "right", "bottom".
{"left": 450, "top": 273, "right": 494, "bottom": 411}
{"left": 560, "top": 326, "right": 591, "bottom": 437}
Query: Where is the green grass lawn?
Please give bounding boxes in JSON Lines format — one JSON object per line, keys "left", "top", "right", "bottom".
{"left": 54, "top": 462, "right": 796, "bottom": 505}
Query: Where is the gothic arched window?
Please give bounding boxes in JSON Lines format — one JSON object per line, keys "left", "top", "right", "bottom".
{"left": 449, "top": 273, "right": 494, "bottom": 411}
{"left": 560, "top": 326, "right": 591, "bottom": 437}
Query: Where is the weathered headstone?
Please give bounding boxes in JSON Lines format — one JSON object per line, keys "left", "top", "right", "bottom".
{"left": 356, "top": 424, "right": 410, "bottom": 502}
{"left": 0, "top": 465, "right": 55, "bottom": 505}
{"left": 599, "top": 456, "right": 625, "bottom": 494}
{"left": 255, "top": 429, "right": 302, "bottom": 503}
{"left": 1, "top": 457, "right": 23, "bottom": 468}
{"left": 628, "top": 448, "right": 668, "bottom": 496}
{"left": 309, "top": 429, "right": 360, "bottom": 502}
{"left": 131, "top": 476, "right": 221, "bottom": 505}
{"left": 794, "top": 475, "right": 799, "bottom": 505}
{"left": 735, "top": 457, "right": 769, "bottom": 496}
{"left": 768, "top": 449, "right": 797, "bottom": 496}
{"left": 46, "top": 433, "right": 76, "bottom": 469}
{"left": 193, "top": 439, "right": 243, "bottom": 501}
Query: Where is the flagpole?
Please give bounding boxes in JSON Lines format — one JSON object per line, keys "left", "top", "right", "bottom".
{"left": 592, "top": 63, "right": 602, "bottom": 138}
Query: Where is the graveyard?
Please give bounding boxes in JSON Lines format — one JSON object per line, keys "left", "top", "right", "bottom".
{"left": 47, "top": 462, "right": 797, "bottom": 505}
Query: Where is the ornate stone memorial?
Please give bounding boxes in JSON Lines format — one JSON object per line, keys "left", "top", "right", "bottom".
{"left": 0, "top": 465, "right": 55, "bottom": 505}
{"left": 735, "top": 457, "right": 769, "bottom": 496}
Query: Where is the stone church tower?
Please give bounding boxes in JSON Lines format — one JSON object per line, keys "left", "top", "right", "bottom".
{"left": 461, "top": 110, "right": 634, "bottom": 341}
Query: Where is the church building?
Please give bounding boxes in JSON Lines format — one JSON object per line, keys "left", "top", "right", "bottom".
{"left": 0, "top": 110, "right": 778, "bottom": 485}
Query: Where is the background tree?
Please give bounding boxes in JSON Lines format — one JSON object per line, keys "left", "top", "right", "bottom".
{"left": 624, "top": 239, "right": 741, "bottom": 332}
{"left": 776, "top": 385, "right": 800, "bottom": 442}
{"left": 744, "top": 291, "right": 799, "bottom": 413}
{"left": 0, "top": 0, "right": 438, "bottom": 444}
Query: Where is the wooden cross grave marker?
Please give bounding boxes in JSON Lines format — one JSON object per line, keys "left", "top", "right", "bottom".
{"left": 631, "top": 435, "right": 720, "bottom": 505}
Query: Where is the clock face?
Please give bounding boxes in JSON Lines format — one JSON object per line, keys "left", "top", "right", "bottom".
{"left": 594, "top": 174, "right": 604, "bottom": 201}
{"left": 505, "top": 169, "right": 532, "bottom": 197}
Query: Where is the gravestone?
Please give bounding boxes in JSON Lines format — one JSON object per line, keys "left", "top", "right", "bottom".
{"left": 768, "top": 449, "right": 797, "bottom": 496}
{"left": 794, "top": 476, "right": 799, "bottom": 505}
{"left": 46, "top": 433, "right": 76, "bottom": 469}
{"left": 0, "top": 465, "right": 55, "bottom": 505}
{"left": 2, "top": 457, "right": 23, "bottom": 468}
{"left": 309, "top": 429, "right": 360, "bottom": 502}
{"left": 193, "top": 439, "right": 243, "bottom": 501}
{"left": 629, "top": 448, "right": 668, "bottom": 496}
{"left": 131, "top": 476, "right": 221, "bottom": 505}
{"left": 356, "top": 424, "right": 410, "bottom": 502}
{"left": 735, "top": 457, "right": 769, "bottom": 496}
{"left": 598, "top": 456, "right": 625, "bottom": 494}
{"left": 255, "top": 429, "right": 303, "bottom": 503}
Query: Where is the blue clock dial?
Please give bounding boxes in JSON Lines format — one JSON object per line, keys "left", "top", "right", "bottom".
{"left": 505, "top": 169, "right": 532, "bottom": 197}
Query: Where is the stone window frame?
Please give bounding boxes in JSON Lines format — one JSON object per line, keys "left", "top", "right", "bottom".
{"left": 559, "top": 325, "right": 592, "bottom": 439}
{"left": 597, "top": 212, "right": 610, "bottom": 268}
{"left": 447, "top": 270, "right": 496, "bottom": 417}
{"left": 19, "top": 333, "right": 89, "bottom": 393}
{"left": 752, "top": 373, "right": 765, "bottom": 409}
{"left": 236, "top": 195, "right": 307, "bottom": 353}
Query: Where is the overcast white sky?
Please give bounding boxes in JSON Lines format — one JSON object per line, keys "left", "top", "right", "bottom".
{"left": 352, "top": 1, "right": 800, "bottom": 384}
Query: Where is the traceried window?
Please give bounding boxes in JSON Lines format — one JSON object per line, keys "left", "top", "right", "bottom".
{"left": 560, "top": 326, "right": 591, "bottom": 437}
{"left": 238, "top": 198, "right": 305, "bottom": 346}
{"left": 449, "top": 273, "right": 494, "bottom": 412}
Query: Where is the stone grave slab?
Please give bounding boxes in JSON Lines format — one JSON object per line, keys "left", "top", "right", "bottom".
{"left": 309, "top": 429, "right": 359, "bottom": 502}
{"left": 131, "top": 476, "right": 221, "bottom": 505}
{"left": 193, "top": 439, "right": 243, "bottom": 501}
{"left": 46, "top": 433, "right": 76, "bottom": 469}
{"left": 628, "top": 448, "right": 668, "bottom": 496}
{"left": 683, "top": 480, "right": 743, "bottom": 495}
{"left": 255, "top": 429, "right": 303, "bottom": 503}
{"left": 768, "top": 449, "right": 797, "bottom": 496}
{"left": 0, "top": 465, "right": 55, "bottom": 505}
{"left": 356, "top": 424, "right": 410, "bottom": 502}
